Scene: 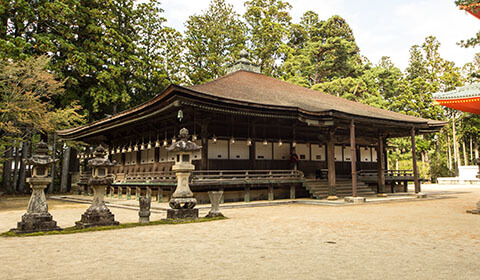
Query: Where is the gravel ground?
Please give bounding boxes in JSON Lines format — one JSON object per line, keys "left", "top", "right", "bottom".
{"left": 0, "top": 184, "right": 479, "bottom": 280}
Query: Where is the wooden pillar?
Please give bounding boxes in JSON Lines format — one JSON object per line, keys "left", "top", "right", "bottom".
{"left": 244, "top": 186, "right": 251, "bottom": 202}
{"left": 268, "top": 186, "right": 274, "bottom": 201}
{"left": 157, "top": 187, "right": 163, "bottom": 202}
{"left": 135, "top": 186, "right": 141, "bottom": 200}
{"left": 126, "top": 187, "right": 131, "bottom": 200}
{"left": 201, "top": 122, "right": 208, "bottom": 170}
{"left": 411, "top": 127, "right": 421, "bottom": 193}
{"left": 118, "top": 186, "right": 123, "bottom": 199}
{"left": 350, "top": 120, "right": 357, "bottom": 197}
{"left": 327, "top": 130, "right": 337, "bottom": 200}
{"left": 377, "top": 134, "right": 386, "bottom": 196}
{"left": 60, "top": 145, "right": 71, "bottom": 193}
{"left": 110, "top": 186, "right": 115, "bottom": 198}
{"left": 220, "top": 187, "right": 224, "bottom": 203}
{"left": 146, "top": 186, "right": 152, "bottom": 198}
{"left": 49, "top": 134, "right": 56, "bottom": 193}
{"left": 290, "top": 185, "right": 296, "bottom": 199}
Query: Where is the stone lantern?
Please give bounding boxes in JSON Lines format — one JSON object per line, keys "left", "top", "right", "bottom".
{"left": 166, "top": 128, "right": 201, "bottom": 220}
{"left": 467, "top": 158, "right": 480, "bottom": 214}
{"left": 11, "top": 141, "right": 61, "bottom": 233}
{"left": 75, "top": 145, "right": 119, "bottom": 228}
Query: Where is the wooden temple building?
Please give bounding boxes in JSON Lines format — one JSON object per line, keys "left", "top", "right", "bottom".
{"left": 58, "top": 53, "right": 446, "bottom": 203}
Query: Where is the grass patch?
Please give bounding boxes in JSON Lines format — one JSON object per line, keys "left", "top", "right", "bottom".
{"left": 1, "top": 216, "right": 227, "bottom": 238}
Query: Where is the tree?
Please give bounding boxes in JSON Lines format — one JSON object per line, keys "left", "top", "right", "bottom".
{"left": 282, "top": 15, "right": 362, "bottom": 86}
{"left": 184, "top": 0, "right": 246, "bottom": 84}
{"left": 244, "top": 0, "right": 292, "bottom": 76}
{"left": 0, "top": 56, "right": 83, "bottom": 192}
{"left": 455, "top": 0, "right": 480, "bottom": 47}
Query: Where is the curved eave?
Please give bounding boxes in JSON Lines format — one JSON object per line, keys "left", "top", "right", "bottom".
{"left": 434, "top": 97, "right": 480, "bottom": 115}
{"left": 58, "top": 84, "right": 444, "bottom": 140}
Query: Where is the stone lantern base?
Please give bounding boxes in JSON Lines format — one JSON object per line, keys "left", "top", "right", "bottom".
{"left": 167, "top": 208, "right": 199, "bottom": 220}
{"left": 75, "top": 208, "right": 119, "bottom": 229}
{"left": 467, "top": 201, "right": 480, "bottom": 215}
{"left": 12, "top": 213, "right": 62, "bottom": 234}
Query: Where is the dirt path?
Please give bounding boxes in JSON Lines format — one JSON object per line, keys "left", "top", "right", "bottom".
{"left": 0, "top": 185, "right": 479, "bottom": 280}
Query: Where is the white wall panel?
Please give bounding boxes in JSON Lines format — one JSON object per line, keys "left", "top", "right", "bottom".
{"left": 140, "top": 149, "right": 148, "bottom": 164}
{"left": 360, "top": 147, "right": 371, "bottom": 162}
{"left": 334, "top": 146, "right": 343, "bottom": 162}
{"left": 159, "top": 147, "right": 168, "bottom": 162}
{"left": 311, "top": 144, "right": 325, "bottom": 161}
{"left": 230, "top": 140, "right": 249, "bottom": 160}
{"left": 255, "top": 142, "right": 272, "bottom": 160}
{"left": 296, "top": 143, "right": 310, "bottom": 161}
{"left": 208, "top": 140, "right": 228, "bottom": 159}
{"left": 274, "top": 143, "right": 290, "bottom": 160}
{"left": 147, "top": 148, "right": 155, "bottom": 163}
{"left": 192, "top": 140, "right": 202, "bottom": 160}
{"left": 343, "top": 146, "right": 352, "bottom": 162}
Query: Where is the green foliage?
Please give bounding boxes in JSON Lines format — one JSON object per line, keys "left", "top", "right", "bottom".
{"left": 283, "top": 14, "right": 362, "bottom": 86}
{"left": 0, "top": 56, "right": 84, "bottom": 158}
{"left": 184, "top": 0, "right": 246, "bottom": 84}
{"left": 244, "top": 0, "right": 292, "bottom": 76}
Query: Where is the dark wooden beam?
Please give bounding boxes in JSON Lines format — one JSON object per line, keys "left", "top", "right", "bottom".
{"left": 411, "top": 127, "right": 420, "bottom": 193}
{"left": 377, "top": 134, "right": 386, "bottom": 196}
{"left": 350, "top": 120, "right": 357, "bottom": 197}
{"left": 327, "top": 129, "right": 338, "bottom": 200}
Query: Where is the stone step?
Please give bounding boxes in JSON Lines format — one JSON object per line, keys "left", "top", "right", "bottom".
{"left": 304, "top": 180, "right": 376, "bottom": 199}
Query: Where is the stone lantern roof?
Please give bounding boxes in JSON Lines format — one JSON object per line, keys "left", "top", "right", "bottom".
{"left": 24, "top": 141, "right": 57, "bottom": 166}
{"left": 87, "top": 145, "right": 114, "bottom": 168}
{"left": 166, "top": 128, "right": 202, "bottom": 153}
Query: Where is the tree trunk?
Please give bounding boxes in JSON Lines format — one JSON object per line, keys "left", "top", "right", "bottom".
{"left": 470, "top": 135, "right": 473, "bottom": 163}
{"left": 447, "top": 134, "right": 452, "bottom": 170}
{"left": 1, "top": 149, "right": 13, "bottom": 193}
{"left": 462, "top": 140, "right": 468, "bottom": 166}
{"left": 17, "top": 140, "right": 30, "bottom": 193}
{"left": 475, "top": 139, "right": 479, "bottom": 160}
{"left": 452, "top": 116, "right": 459, "bottom": 176}
{"left": 12, "top": 144, "right": 20, "bottom": 191}
{"left": 60, "top": 146, "right": 71, "bottom": 193}
{"left": 49, "top": 134, "right": 56, "bottom": 193}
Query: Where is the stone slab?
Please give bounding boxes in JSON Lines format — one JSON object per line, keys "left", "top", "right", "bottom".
{"left": 167, "top": 208, "right": 199, "bottom": 220}
{"left": 344, "top": 196, "right": 366, "bottom": 204}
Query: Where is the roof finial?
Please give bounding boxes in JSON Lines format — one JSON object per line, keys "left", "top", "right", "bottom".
{"left": 226, "top": 50, "right": 261, "bottom": 74}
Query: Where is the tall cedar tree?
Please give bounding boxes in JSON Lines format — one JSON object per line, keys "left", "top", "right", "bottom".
{"left": 244, "top": 0, "right": 292, "bottom": 77}
{"left": 283, "top": 14, "right": 362, "bottom": 87}
{"left": 184, "top": 0, "right": 246, "bottom": 85}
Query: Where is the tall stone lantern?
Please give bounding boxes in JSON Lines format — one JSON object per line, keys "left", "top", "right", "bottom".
{"left": 12, "top": 141, "right": 62, "bottom": 233}
{"left": 166, "top": 128, "right": 201, "bottom": 220}
{"left": 467, "top": 158, "right": 480, "bottom": 214}
{"left": 76, "top": 145, "right": 119, "bottom": 228}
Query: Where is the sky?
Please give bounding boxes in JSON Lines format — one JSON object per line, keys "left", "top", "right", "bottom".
{"left": 160, "top": 0, "right": 479, "bottom": 71}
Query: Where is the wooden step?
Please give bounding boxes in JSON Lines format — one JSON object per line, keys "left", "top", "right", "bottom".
{"left": 303, "top": 179, "right": 376, "bottom": 199}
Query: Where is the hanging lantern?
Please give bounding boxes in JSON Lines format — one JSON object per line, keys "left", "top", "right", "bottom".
{"left": 192, "top": 134, "right": 198, "bottom": 141}
{"left": 278, "top": 139, "right": 283, "bottom": 146}
{"left": 263, "top": 139, "right": 268, "bottom": 145}
{"left": 133, "top": 144, "right": 139, "bottom": 152}
{"left": 140, "top": 142, "right": 145, "bottom": 150}
{"left": 212, "top": 135, "right": 217, "bottom": 143}
{"left": 247, "top": 138, "right": 252, "bottom": 146}
{"left": 230, "top": 137, "right": 235, "bottom": 144}
{"left": 292, "top": 141, "right": 297, "bottom": 148}
{"left": 127, "top": 145, "right": 132, "bottom": 153}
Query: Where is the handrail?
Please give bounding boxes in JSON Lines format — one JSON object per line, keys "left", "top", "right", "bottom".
{"left": 119, "top": 169, "right": 304, "bottom": 183}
